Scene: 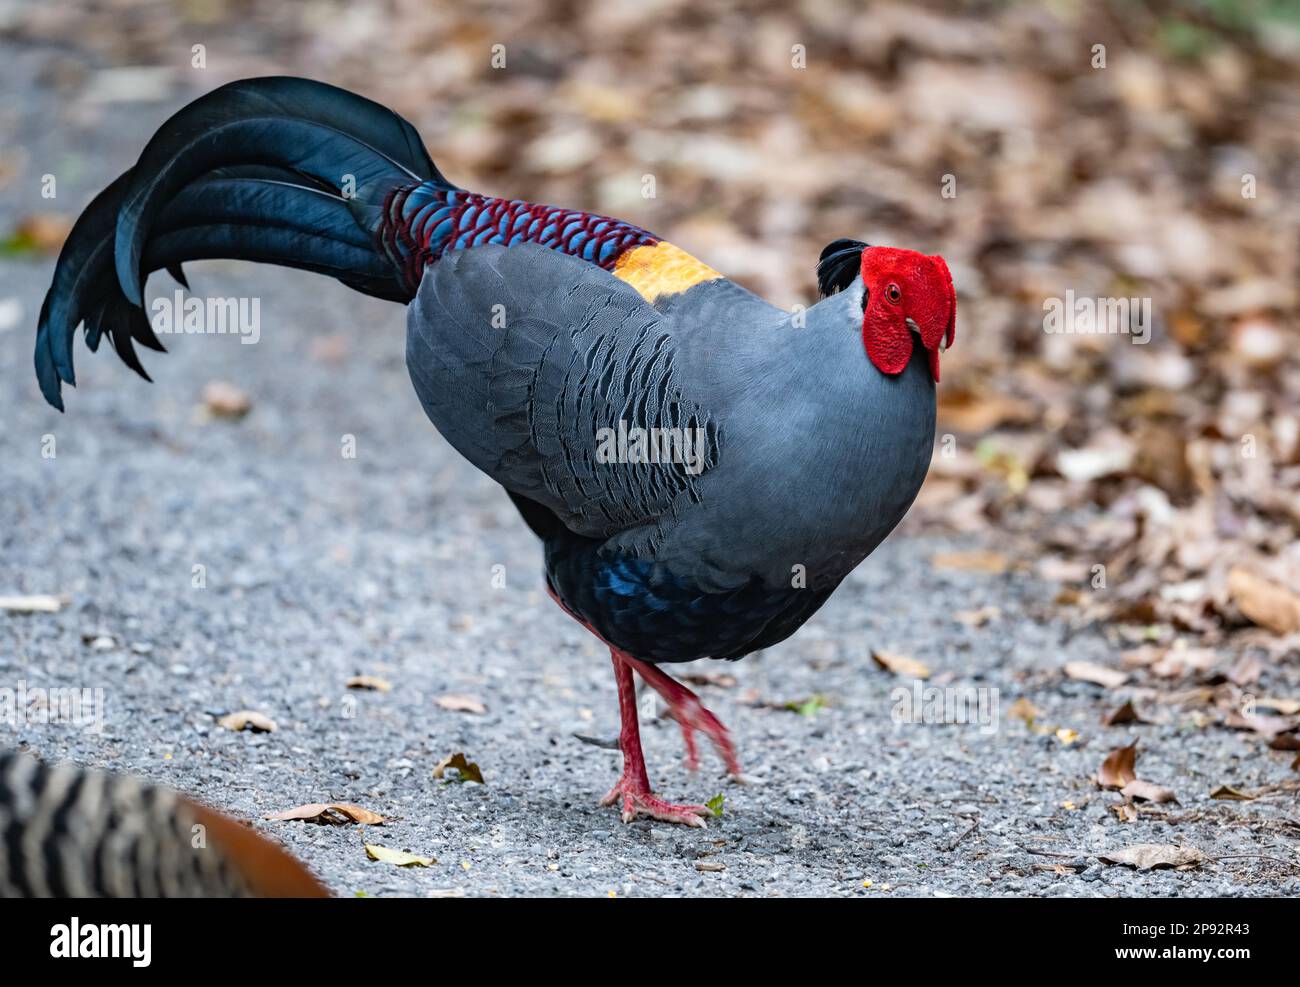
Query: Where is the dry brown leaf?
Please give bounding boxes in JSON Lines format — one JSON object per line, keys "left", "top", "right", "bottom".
{"left": 1228, "top": 566, "right": 1300, "bottom": 635}
{"left": 1037, "top": 557, "right": 1091, "bottom": 582}
{"left": 265, "top": 802, "right": 385, "bottom": 825}
{"left": 1065, "top": 661, "right": 1128, "bottom": 689}
{"left": 1226, "top": 654, "right": 1264, "bottom": 687}
{"left": 930, "top": 550, "right": 1009, "bottom": 575}
{"left": 937, "top": 389, "right": 1036, "bottom": 433}
{"left": 218, "top": 710, "right": 277, "bottom": 733}
{"left": 1209, "top": 785, "right": 1256, "bottom": 801}
{"left": 1111, "top": 803, "right": 1139, "bottom": 823}
{"left": 1256, "top": 697, "right": 1300, "bottom": 716}
{"left": 1132, "top": 424, "right": 1195, "bottom": 498}
{"left": 8, "top": 214, "right": 73, "bottom": 253}
{"left": 1268, "top": 733, "right": 1300, "bottom": 752}
{"left": 1098, "top": 844, "right": 1204, "bottom": 871}
{"left": 203, "top": 381, "right": 252, "bottom": 420}
{"left": 1008, "top": 697, "right": 1043, "bottom": 723}
{"left": 1097, "top": 742, "right": 1139, "bottom": 789}
{"left": 365, "top": 844, "right": 434, "bottom": 867}
{"left": 435, "top": 693, "right": 487, "bottom": 714}
{"left": 0, "top": 594, "right": 68, "bottom": 613}
{"left": 1120, "top": 780, "right": 1178, "bottom": 804}
{"left": 433, "top": 752, "right": 484, "bottom": 784}
{"left": 1055, "top": 438, "right": 1134, "bottom": 484}
{"left": 1120, "top": 646, "right": 1164, "bottom": 670}
{"left": 1102, "top": 701, "right": 1144, "bottom": 726}
{"left": 346, "top": 675, "right": 392, "bottom": 692}
{"left": 912, "top": 476, "right": 967, "bottom": 512}
{"left": 1162, "top": 686, "right": 1216, "bottom": 708}
{"left": 1150, "top": 647, "right": 1217, "bottom": 679}
{"left": 954, "top": 605, "right": 1002, "bottom": 628}
{"left": 871, "top": 650, "right": 931, "bottom": 679}
{"left": 1223, "top": 710, "right": 1298, "bottom": 738}
{"left": 1111, "top": 625, "right": 1164, "bottom": 650}
{"left": 1229, "top": 316, "right": 1287, "bottom": 367}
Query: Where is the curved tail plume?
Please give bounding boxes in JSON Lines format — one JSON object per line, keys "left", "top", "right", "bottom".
{"left": 35, "top": 76, "right": 450, "bottom": 410}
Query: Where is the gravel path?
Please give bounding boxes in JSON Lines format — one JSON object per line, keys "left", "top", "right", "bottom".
{"left": 2, "top": 47, "right": 1297, "bottom": 897}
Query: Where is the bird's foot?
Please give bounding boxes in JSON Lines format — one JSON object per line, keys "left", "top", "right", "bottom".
{"left": 600, "top": 774, "right": 709, "bottom": 828}
{"left": 621, "top": 655, "right": 742, "bottom": 776}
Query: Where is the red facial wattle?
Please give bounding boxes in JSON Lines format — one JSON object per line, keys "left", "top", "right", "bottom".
{"left": 859, "top": 247, "right": 955, "bottom": 383}
{"left": 861, "top": 301, "right": 915, "bottom": 377}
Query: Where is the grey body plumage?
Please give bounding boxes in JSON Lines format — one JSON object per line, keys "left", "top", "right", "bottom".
{"left": 407, "top": 245, "right": 936, "bottom": 660}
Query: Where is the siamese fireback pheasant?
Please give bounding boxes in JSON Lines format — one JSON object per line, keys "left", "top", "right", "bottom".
{"left": 35, "top": 78, "right": 956, "bottom": 826}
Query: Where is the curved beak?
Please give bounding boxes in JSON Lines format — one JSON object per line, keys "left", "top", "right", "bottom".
{"left": 905, "top": 316, "right": 953, "bottom": 351}
{"left": 907, "top": 315, "right": 949, "bottom": 382}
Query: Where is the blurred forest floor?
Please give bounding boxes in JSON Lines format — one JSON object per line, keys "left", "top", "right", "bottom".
{"left": 4, "top": 1, "right": 1300, "bottom": 760}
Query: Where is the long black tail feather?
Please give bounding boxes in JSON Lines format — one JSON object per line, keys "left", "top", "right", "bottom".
{"left": 147, "top": 174, "right": 411, "bottom": 301}
{"left": 36, "top": 76, "right": 448, "bottom": 410}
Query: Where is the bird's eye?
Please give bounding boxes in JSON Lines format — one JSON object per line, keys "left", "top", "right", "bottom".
{"left": 886, "top": 283, "right": 901, "bottom": 303}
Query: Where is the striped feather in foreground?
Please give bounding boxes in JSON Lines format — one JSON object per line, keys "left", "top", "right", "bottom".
{"left": 0, "top": 751, "right": 328, "bottom": 898}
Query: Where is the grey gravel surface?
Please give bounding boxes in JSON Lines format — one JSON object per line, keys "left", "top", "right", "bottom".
{"left": 2, "top": 46, "right": 1298, "bottom": 898}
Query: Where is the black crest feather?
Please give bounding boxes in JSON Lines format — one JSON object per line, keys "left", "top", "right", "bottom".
{"left": 816, "top": 238, "right": 869, "bottom": 298}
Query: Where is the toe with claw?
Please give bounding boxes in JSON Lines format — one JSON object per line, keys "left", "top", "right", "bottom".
{"left": 601, "top": 776, "right": 709, "bottom": 827}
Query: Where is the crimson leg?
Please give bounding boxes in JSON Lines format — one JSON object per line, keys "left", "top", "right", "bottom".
{"left": 619, "top": 653, "right": 742, "bottom": 776}
{"left": 600, "top": 649, "right": 710, "bottom": 827}
{"left": 545, "top": 584, "right": 741, "bottom": 798}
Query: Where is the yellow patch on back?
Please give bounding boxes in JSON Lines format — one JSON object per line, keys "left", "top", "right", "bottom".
{"left": 612, "top": 241, "right": 721, "bottom": 301}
